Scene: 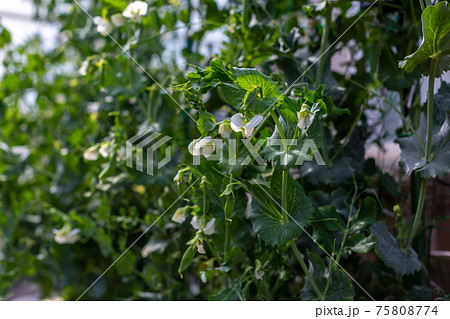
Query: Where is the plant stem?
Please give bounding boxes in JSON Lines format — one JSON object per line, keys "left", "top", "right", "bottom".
{"left": 273, "top": 108, "right": 322, "bottom": 298}
{"left": 290, "top": 241, "right": 324, "bottom": 300}
{"left": 270, "top": 109, "right": 289, "bottom": 164}
{"left": 335, "top": 178, "right": 359, "bottom": 267}
{"left": 315, "top": 3, "right": 331, "bottom": 87}
{"left": 269, "top": 109, "right": 286, "bottom": 141}
{"left": 425, "top": 58, "right": 437, "bottom": 161}
{"left": 331, "top": 97, "right": 370, "bottom": 162}
{"left": 203, "top": 181, "right": 207, "bottom": 221}
{"left": 407, "top": 179, "right": 427, "bottom": 247}
{"left": 224, "top": 174, "right": 232, "bottom": 255}
{"left": 281, "top": 168, "right": 288, "bottom": 223}
{"left": 406, "top": 57, "right": 437, "bottom": 248}
{"left": 419, "top": 0, "right": 425, "bottom": 11}
{"left": 243, "top": 0, "right": 250, "bottom": 32}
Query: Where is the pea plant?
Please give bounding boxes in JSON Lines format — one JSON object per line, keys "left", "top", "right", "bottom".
{"left": 172, "top": 60, "right": 376, "bottom": 300}
{"left": 172, "top": 1, "right": 450, "bottom": 300}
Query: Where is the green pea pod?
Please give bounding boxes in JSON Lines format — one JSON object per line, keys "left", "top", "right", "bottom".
{"left": 178, "top": 245, "right": 196, "bottom": 277}
{"left": 224, "top": 196, "right": 234, "bottom": 220}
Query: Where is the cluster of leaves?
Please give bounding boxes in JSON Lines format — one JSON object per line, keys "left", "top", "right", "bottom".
{"left": 1, "top": 0, "right": 448, "bottom": 301}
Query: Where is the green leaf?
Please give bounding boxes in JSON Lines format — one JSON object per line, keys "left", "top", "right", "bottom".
{"left": 346, "top": 233, "right": 377, "bottom": 254}
{"left": 197, "top": 110, "right": 217, "bottom": 133}
{"left": 313, "top": 224, "right": 334, "bottom": 252}
{"left": 370, "top": 222, "right": 422, "bottom": 275}
{"left": 397, "top": 113, "right": 450, "bottom": 179}
{"left": 203, "top": 59, "right": 235, "bottom": 84}
{"left": 0, "top": 25, "right": 11, "bottom": 48}
{"left": 300, "top": 253, "right": 326, "bottom": 301}
{"left": 399, "top": 1, "right": 450, "bottom": 77}
{"left": 232, "top": 68, "right": 281, "bottom": 98}
{"left": 434, "top": 82, "right": 450, "bottom": 127}
{"left": 325, "top": 270, "right": 355, "bottom": 301}
{"left": 313, "top": 205, "right": 346, "bottom": 232}
{"left": 180, "top": 8, "right": 190, "bottom": 24}
{"left": 221, "top": 83, "right": 246, "bottom": 108}
{"left": 349, "top": 197, "right": 378, "bottom": 232}
{"left": 187, "top": 72, "right": 201, "bottom": 82}
{"left": 247, "top": 170, "right": 312, "bottom": 246}
{"left": 331, "top": 105, "right": 351, "bottom": 116}
{"left": 299, "top": 156, "right": 356, "bottom": 187}
{"left": 221, "top": 67, "right": 281, "bottom": 113}
{"left": 300, "top": 253, "right": 354, "bottom": 301}
{"left": 209, "top": 288, "right": 235, "bottom": 300}
{"left": 407, "top": 285, "right": 432, "bottom": 301}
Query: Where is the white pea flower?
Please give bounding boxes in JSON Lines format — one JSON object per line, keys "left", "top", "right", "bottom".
{"left": 111, "top": 13, "right": 125, "bottom": 27}
{"left": 93, "top": 16, "right": 112, "bottom": 36}
{"left": 83, "top": 146, "right": 99, "bottom": 161}
{"left": 172, "top": 207, "right": 189, "bottom": 224}
{"left": 53, "top": 227, "right": 81, "bottom": 244}
{"left": 254, "top": 259, "right": 265, "bottom": 280}
{"left": 197, "top": 243, "right": 206, "bottom": 254}
{"left": 297, "top": 104, "right": 311, "bottom": 129}
{"left": 230, "top": 113, "right": 264, "bottom": 139}
{"left": 78, "top": 60, "right": 89, "bottom": 76}
{"left": 255, "top": 268, "right": 264, "bottom": 280}
{"left": 191, "top": 216, "right": 216, "bottom": 235}
{"left": 123, "top": 1, "right": 149, "bottom": 19}
{"left": 98, "top": 143, "right": 111, "bottom": 158}
{"left": 218, "top": 122, "right": 233, "bottom": 138}
{"left": 188, "top": 137, "right": 215, "bottom": 157}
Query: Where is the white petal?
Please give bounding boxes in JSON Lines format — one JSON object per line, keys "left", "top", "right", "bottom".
{"left": 111, "top": 14, "right": 125, "bottom": 27}
{"left": 78, "top": 60, "right": 89, "bottom": 76}
{"left": 93, "top": 16, "right": 102, "bottom": 24}
{"left": 204, "top": 217, "right": 216, "bottom": 235}
{"left": 190, "top": 216, "right": 200, "bottom": 229}
{"left": 230, "top": 122, "right": 241, "bottom": 132}
{"left": 171, "top": 208, "right": 187, "bottom": 224}
{"left": 255, "top": 269, "right": 264, "bottom": 280}
{"left": 93, "top": 16, "right": 112, "bottom": 36}
{"left": 202, "top": 144, "right": 215, "bottom": 157}
{"left": 196, "top": 137, "right": 215, "bottom": 157}
{"left": 197, "top": 244, "right": 206, "bottom": 254}
{"left": 83, "top": 146, "right": 99, "bottom": 161}
{"left": 123, "top": 1, "right": 148, "bottom": 18}
{"left": 245, "top": 114, "right": 264, "bottom": 129}
{"left": 188, "top": 140, "right": 195, "bottom": 155}
{"left": 218, "top": 123, "right": 232, "bottom": 138}
{"left": 189, "top": 139, "right": 202, "bottom": 155}
{"left": 297, "top": 114, "right": 310, "bottom": 129}
{"left": 99, "top": 143, "right": 110, "bottom": 158}
{"left": 230, "top": 113, "right": 246, "bottom": 130}
{"left": 244, "top": 127, "right": 255, "bottom": 139}
{"left": 54, "top": 228, "right": 80, "bottom": 244}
